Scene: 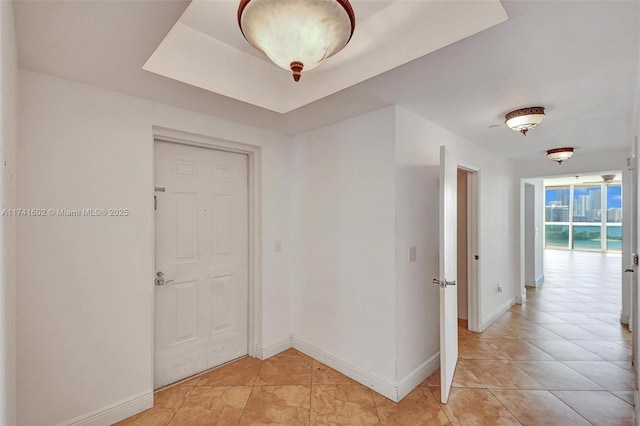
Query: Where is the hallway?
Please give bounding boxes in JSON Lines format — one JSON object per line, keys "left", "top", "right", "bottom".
{"left": 439, "top": 249, "right": 634, "bottom": 425}
{"left": 117, "top": 250, "right": 634, "bottom": 425}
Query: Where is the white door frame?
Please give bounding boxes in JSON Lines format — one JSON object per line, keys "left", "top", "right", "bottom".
{"left": 517, "top": 178, "right": 529, "bottom": 306}
{"left": 459, "top": 164, "right": 481, "bottom": 332}
{"left": 151, "top": 126, "right": 262, "bottom": 372}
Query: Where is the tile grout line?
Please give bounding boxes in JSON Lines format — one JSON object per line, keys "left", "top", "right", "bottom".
{"left": 485, "top": 388, "right": 524, "bottom": 426}
{"left": 236, "top": 363, "right": 262, "bottom": 426}
{"left": 607, "top": 390, "right": 637, "bottom": 407}
{"left": 547, "top": 390, "right": 597, "bottom": 426}
{"left": 164, "top": 385, "right": 194, "bottom": 426}
{"left": 309, "top": 358, "right": 313, "bottom": 426}
{"left": 555, "top": 358, "right": 617, "bottom": 390}
{"left": 427, "top": 385, "right": 455, "bottom": 425}
{"left": 370, "top": 387, "right": 382, "bottom": 426}
{"left": 366, "top": 388, "right": 382, "bottom": 426}
{"left": 236, "top": 386, "right": 255, "bottom": 426}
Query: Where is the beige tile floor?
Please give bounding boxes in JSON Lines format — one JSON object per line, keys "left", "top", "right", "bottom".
{"left": 117, "top": 250, "right": 635, "bottom": 425}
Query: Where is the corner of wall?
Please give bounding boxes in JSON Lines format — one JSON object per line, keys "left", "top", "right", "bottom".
{"left": 481, "top": 298, "right": 515, "bottom": 331}
{"left": 1, "top": 0, "right": 19, "bottom": 424}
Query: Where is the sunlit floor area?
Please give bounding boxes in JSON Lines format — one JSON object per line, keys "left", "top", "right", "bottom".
{"left": 433, "top": 248, "right": 634, "bottom": 425}
{"left": 117, "top": 249, "right": 634, "bottom": 425}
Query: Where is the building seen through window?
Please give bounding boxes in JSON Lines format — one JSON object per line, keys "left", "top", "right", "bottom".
{"left": 544, "top": 178, "right": 622, "bottom": 252}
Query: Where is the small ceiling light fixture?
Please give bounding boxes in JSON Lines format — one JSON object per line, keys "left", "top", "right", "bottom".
{"left": 238, "top": 0, "right": 356, "bottom": 82}
{"left": 505, "top": 106, "right": 545, "bottom": 136}
{"left": 547, "top": 147, "right": 574, "bottom": 165}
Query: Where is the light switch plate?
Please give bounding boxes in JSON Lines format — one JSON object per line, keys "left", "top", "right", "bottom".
{"left": 409, "top": 246, "right": 417, "bottom": 262}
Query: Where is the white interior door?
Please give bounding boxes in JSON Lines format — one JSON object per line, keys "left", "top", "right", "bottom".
{"left": 628, "top": 153, "right": 638, "bottom": 381}
{"left": 439, "top": 145, "right": 458, "bottom": 403}
{"left": 154, "top": 141, "right": 248, "bottom": 388}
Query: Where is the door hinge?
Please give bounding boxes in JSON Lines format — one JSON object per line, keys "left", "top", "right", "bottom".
{"left": 634, "top": 253, "right": 638, "bottom": 266}
{"left": 154, "top": 195, "right": 158, "bottom": 211}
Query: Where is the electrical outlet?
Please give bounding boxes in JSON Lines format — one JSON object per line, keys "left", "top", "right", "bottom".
{"left": 409, "top": 246, "right": 417, "bottom": 262}
{"left": 497, "top": 282, "right": 503, "bottom": 293}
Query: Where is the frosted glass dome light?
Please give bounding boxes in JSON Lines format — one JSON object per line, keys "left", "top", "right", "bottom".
{"left": 547, "top": 147, "right": 574, "bottom": 165}
{"left": 505, "top": 106, "right": 546, "bottom": 136}
{"left": 238, "top": 0, "right": 356, "bottom": 82}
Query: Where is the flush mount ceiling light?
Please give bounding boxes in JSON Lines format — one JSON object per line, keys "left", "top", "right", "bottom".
{"left": 547, "top": 147, "right": 574, "bottom": 165}
{"left": 505, "top": 106, "right": 545, "bottom": 136}
{"left": 238, "top": 0, "right": 356, "bottom": 82}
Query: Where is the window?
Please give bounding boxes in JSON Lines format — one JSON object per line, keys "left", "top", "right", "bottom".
{"left": 572, "top": 186, "right": 600, "bottom": 223}
{"left": 545, "top": 187, "right": 570, "bottom": 223}
{"left": 606, "top": 184, "right": 622, "bottom": 223}
{"left": 545, "top": 225, "right": 570, "bottom": 248}
{"left": 606, "top": 184, "right": 622, "bottom": 251}
{"left": 544, "top": 180, "right": 622, "bottom": 252}
{"left": 572, "top": 225, "right": 601, "bottom": 250}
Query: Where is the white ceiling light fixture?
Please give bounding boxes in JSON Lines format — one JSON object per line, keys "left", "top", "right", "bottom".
{"left": 238, "top": 0, "right": 356, "bottom": 82}
{"left": 547, "top": 147, "right": 574, "bottom": 164}
{"left": 505, "top": 106, "right": 545, "bottom": 136}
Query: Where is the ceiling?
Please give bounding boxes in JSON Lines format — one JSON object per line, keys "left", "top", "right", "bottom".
{"left": 13, "top": 1, "right": 640, "bottom": 162}
{"left": 545, "top": 173, "right": 623, "bottom": 187}
{"left": 143, "top": 0, "right": 507, "bottom": 113}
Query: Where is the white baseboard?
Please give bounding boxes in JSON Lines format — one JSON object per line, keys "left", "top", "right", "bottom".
{"left": 60, "top": 390, "right": 153, "bottom": 426}
{"left": 525, "top": 275, "right": 545, "bottom": 288}
{"left": 396, "top": 352, "right": 440, "bottom": 401}
{"left": 481, "top": 298, "right": 515, "bottom": 331}
{"left": 255, "top": 336, "right": 292, "bottom": 360}
{"left": 620, "top": 313, "right": 631, "bottom": 325}
{"left": 291, "top": 336, "right": 399, "bottom": 401}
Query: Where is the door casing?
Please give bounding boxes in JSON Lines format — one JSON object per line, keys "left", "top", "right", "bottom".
{"left": 464, "top": 168, "right": 481, "bottom": 332}
{"left": 151, "top": 126, "right": 263, "bottom": 386}
{"left": 456, "top": 167, "right": 481, "bottom": 331}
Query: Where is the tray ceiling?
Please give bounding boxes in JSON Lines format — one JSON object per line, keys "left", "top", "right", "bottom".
{"left": 143, "top": 0, "right": 508, "bottom": 113}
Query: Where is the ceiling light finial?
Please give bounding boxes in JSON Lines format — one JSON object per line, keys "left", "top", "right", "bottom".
{"left": 505, "top": 106, "right": 545, "bottom": 136}
{"left": 547, "top": 147, "right": 574, "bottom": 165}
{"left": 238, "top": 0, "right": 356, "bottom": 82}
{"left": 290, "top": 61, "right": 304, "bottom": 82}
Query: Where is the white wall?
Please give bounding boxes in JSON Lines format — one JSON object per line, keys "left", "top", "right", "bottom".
{"left": 395, "top": 106, "right": 519, "bottom": 338}
{"left": 17, "top": 70, "right": 293, "bottom": 425}
{"left": 394, "top": 109, "right": 440, "bottom": 386}
{"left": 290, "top": 107, "right": 398, "bottom": 386}
{"left": 289, "top": 105, "right": 518, "bottom": 398}
{"left": 0, "top": 1, "right": 18, "bottom": 424}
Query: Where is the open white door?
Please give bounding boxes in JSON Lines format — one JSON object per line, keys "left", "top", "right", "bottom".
{"left": 438, "top": 145, "right": 458, "bottom": 403}
{"left": 628, "top": 151, "right": 638, "bottom": 390}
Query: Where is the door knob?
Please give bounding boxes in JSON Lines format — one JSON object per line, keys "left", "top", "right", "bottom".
{"left": 155, "top": 271, "right": 175, "bottom": 286}
{"left": 433, "top": 278, "right": 457, "bottom": 288}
